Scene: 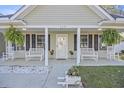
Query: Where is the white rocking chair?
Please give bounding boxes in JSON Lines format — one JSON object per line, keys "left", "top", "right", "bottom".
{"left": 107, "top": 46, "right": 119, "bottom": 60}
{"left": 2, "top": 46, "right": 15, "bottom": 61}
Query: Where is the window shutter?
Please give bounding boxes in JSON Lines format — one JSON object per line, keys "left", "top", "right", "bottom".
{"left": 94, "top": 34, "right": 98, "bottom": 51}
{"left": 26, "top": 34, "right": 30, "bottom": 51}
{"left": 74, "top": 34, "right": 77, "bottom": 51}
{"left": 48, "top": 34, "right": 50, "bottom": 50}
{"left": 32, "top": 34, "right": 36, "bottom": 48}
{"left": 88, "top": 34, "right": 92, "bottom": 48}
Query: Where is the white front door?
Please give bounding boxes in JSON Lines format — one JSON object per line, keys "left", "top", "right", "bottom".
{"left": 56, "top": 34, "right": 68, "bottom": 59}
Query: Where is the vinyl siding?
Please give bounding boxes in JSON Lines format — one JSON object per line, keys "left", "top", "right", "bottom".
{"left": 23, "top": 5, "right": 102, "bottom": 25}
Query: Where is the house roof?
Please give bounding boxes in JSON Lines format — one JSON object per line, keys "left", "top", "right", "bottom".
{"left": 1, "top": 5, "right": 124, "bottom": 20}
{"left": 0, "top": 5, "right": 24, "bottom": 19}
{"left": 0, "top": 13, "right": 3, "bottom": 16}
{"left": 100, "top": 6, "right": 124, "bottom": 19}
{"left": 0, "top": 14, "right": 13, "bottom": 18}
{"left": 9, "top": 5, "right": 115, "bottom": 21}
{"left": 110, "top": 14, "right": 124, "bottom": 19}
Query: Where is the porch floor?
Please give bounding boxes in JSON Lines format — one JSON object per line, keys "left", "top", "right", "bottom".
{"left": 0, "top": 58, "right": 124, "bottom": 88}
{"left": 0, "top": 58, "right": 124, "bottom": 66}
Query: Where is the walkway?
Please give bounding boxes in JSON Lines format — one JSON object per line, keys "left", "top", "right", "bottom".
{"left": 44, "top": 59, "right": 75, "bottom": 88}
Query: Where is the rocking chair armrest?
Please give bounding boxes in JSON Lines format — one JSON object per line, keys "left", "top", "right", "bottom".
{"left": 57, "top": 77, "right": 66, "bottom": 80}
{"left": 95, "top": 52, "right": 98, "bottom": 55}
{"left": 25, "top": 52, "right": 30, "bottom": 56}
{"left": 2, "top": 52, "right": 6, "bottom": 56}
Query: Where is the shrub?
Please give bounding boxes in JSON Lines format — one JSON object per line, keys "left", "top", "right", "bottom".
{"left": 121, "top": 50, "right": 124, "bottom": 54}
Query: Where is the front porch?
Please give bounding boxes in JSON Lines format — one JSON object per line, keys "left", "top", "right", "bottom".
{"left": 2, "top": 27, "right": 107, "bottom": 66}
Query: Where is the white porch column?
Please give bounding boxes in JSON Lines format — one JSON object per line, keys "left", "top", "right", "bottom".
{"left": 45, "top": 28, "right": 48, "bottom": 66}
{"left": 77, "top": 28, "right": 80, "bottom": 65}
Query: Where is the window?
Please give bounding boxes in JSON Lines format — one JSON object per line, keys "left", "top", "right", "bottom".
{"left": 80, "top": 35, "right": 88, "bottom": 48}
{"left": 74, "top": 34, "right": 89, "bottom": 50}
{"left": 36, "top": 34, "right": 50, "bottom": 50}
{"left": 99, "top": 35, "right": 107, "bottom": 50}
{"left": 37, "top": 35, "right": 45, "bottom": 48}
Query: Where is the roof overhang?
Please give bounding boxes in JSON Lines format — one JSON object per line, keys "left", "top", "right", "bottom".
{"left": 99, "top": 18, "right": 124, "bottom": 27}
{"left": 10, "top": 5, "right": 37, "bottom": 20}
{"left": 87, "top": 5, "right": 114, "bottom": 21}
{"left": 0, "top": 20, "right": 26, "bottom": 26}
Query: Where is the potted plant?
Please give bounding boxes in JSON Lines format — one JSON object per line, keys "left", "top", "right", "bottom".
{"left": 69, "top": 50, "right": 74, "bottom": 55}
{"left": 5, "top": 25, "right": 24, "bottom": 48}
{"left": 102, "top": 28, "right": 121, "bottom": 59}
{"left": 49, "top": 49, "right": 54, "bottom": 55}
{"left": 66, "top": 66, "right": 81, "bottom": 82}
{"left": 67, "top": 66, "right": 79, "bottom": 76}
{"left": 102, "top": 28, "right": 120, "bottom": 46}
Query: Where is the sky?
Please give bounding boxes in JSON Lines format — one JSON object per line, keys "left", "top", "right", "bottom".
{"left": 0, "top": 5, "right": 124, "bottom": 15}
{"left": 0, "top": 5, "right": 22, "bottom": 15}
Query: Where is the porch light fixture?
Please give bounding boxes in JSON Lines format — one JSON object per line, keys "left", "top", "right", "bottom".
{"left": 22, "top": 27, "right": 26, "bottom": 31}
{"left": 98, "top": 28, "right": 102, "bottom": 31}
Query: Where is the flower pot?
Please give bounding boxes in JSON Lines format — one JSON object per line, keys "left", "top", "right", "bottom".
{"left": 66, "top": 75, "right": 81, "bottom": 84}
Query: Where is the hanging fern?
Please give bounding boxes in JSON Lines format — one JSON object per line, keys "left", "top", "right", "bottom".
{"left": 5, "top": 25, "right": 24, "bottom": 46}
{"left": 102, "top": 28, "right": 120, "bottom": 46}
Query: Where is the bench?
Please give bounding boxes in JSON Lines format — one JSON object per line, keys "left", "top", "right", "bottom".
{"left": 25, "top": 48, "right": 44, "bottom": 61}
{"left": 81, "top": 48, "right": 98, "bottom": 61}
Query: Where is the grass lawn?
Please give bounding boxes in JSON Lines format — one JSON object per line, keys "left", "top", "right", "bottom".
{"left": 78, "top": 66, "right": 124, "bottom": 88}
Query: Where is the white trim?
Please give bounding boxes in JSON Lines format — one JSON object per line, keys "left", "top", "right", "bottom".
{"left": 94, "top": 6, "right": 114, "bottom": 21}
{"left": 77, "top": 28, "right": 80, "bottom": 65}
{"left": 45, "top": 28, "right": 48, "bottom": 66}
{"left": 0, "top": 25, "right": 98, "bottom": 29}
{"left": 0, "top": 20, "right": 26, "bottom": 25}
{"left": 10, "top": 6, "right": 30, "bottom": 20}
{"left": 0, "top": 18, "right": 9, "bottom": 20}
{"left": 24, "top": 25, "right": 100, "bottom": 28}
{"left": 30, "top": 33, "right": 32, "bottom": 49}
{"left": 99, "top": 20, "right": 124, "bottom": 26}
{"left": 116, "top": 18, "right": 124, "bottom": 21}
{"left": 92, "top": 34, "right": 94, "bottom": 50}
{"left": 1, "top": 25, "right": 124, "bottom": 29}
{"left": 88, "top": 6, "right": 108, "bottom": 20}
